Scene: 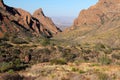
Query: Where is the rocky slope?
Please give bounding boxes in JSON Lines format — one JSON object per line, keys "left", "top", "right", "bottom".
{"left": 74, "top": 0, "right": 120, "bottom": 27}
{"left": 0, "top": 0, "right": 61, "bottom": 38}
{"left": 54, "top": 0, "right": 120, "bottom": 47}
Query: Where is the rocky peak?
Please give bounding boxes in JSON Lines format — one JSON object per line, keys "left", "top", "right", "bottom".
{"left": 73, "top": 0, "right": 120, "bottom": 27}
{"left": 33, "top": 8, "right": 46, "bottom": 18}
{"left": 33, "top": 8, "right": 61, "bottom": 35}
{"left": 0, "top": 0, "right": 5, "bottom": 8}
{"left": 0, "top": 0, "right": 61, "bottom": 38}
{"left": 99, "top": 0, "right": 120, "bottom": 3}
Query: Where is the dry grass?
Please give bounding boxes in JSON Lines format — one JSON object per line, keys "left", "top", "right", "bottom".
{"left": 19, "top": 62, "right": 120, "bottom": 80}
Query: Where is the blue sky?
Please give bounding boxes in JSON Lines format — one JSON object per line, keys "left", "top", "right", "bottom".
{"left": 4, "top": 0, "right": 98, "bottom": 17}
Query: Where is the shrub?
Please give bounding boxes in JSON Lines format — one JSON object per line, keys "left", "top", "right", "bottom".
{"left": 40, "top": 38, "right": 50, "bottom": 46}
{"left": 50, "top": 58, "right": 67, "bottom": 65}
{"left": 98, "top": 55, "right": 112, "bottom": 65}
{"left": 11, "top": 37, "right": 28, "bottom": 44}
{"left": 0, "top": 33, "right": 9, "bottom": 41}
{"left": 94, "top": 43, "right": 106, "bottom": 51}
{"left": 0, "top": 73, "right": 23, "bottom": 80}
{"left": 71, "top": 67, "right": 79, "bottom": 72}
{"left": 0, "top": 62, "right": 14, "bottom": 72}
{"left": 82, "top": 49, "right": 91, "bottom": 54}
{"left": 112, "top": 53, "right": 120, "bottom": 60}
{"left": 0, "top": 42, "right": 13, "bottom": 48}
{"left": 79, "top": 70, "right": 86, "bottom": 74}
{"left": 61, "top": 49, "right": 76, "bottom": 62}
{"left": 97, "top": 72, "right": 109, "bottom": 80}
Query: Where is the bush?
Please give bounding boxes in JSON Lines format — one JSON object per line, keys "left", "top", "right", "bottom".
{"left": 50, "top": 58, "right": 67, "bottom": 65}
{"left": 112, "top": 53, "right": 120, "bottom": 60}
{"left": 97, "top": 72, "right": 109, "bottom": 80}
{"left": 11, "top": 38, "right": 28, "bottom": 44}
{"left": 0, "top": 33, "right": 9, "bottom": 41}
{"left": 0, "top": 62, "right": 14, "bottom": 72}
{"left": 71, "top": 67, "right": 79, "bottom": 72}
{"left": 98, "top": 55, "right": 112, "bottom": 65}
{"left": 0, "top": 42, "right": 13, "bottom": 48}
{"left": 61, "top": 49, "right": 76, "bottom": 62}
{"left": 79, "top": 70, "right": 86, "bottom": 74}
{"left": 0, "top": 59, "right": 27, "bottom": 73}
{"left": 0, "top": 73, "right": 23, "bottom": 80}
{"left": 40, "top": 38, "right": 50, "bottom": 46}
{"left": 94, "top": 43, "right": 106, "bottom": 51}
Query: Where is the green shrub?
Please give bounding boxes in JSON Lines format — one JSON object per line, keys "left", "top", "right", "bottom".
{"left": 0, "top": 42, "right": 13, "bottom": 48}
{"left": 112, "top": 53, "right": 120, "bottom": 60}
{"left": 40, "top": 38, "right": 50, "bottom": 46}
{"left": 10, "top": 34, "right": 28, "bottom": 44}
{"left": 82, "top": 49, "right": 91, "bottom": 54}
{"left": 71, "top": 67, "right": 79, "bottom": 72}
{"left": 0, "top": 33, "right": 9, "bottom": 41}
{"left": 79, "top": 70, "right": 86, "bottom": 74}
{"left": 98, "top": 55, "right": 112, "bottom": 65}
{"left": 7, "top": 69, "right": 14, "bottom": 74}
{"left": 98, "top": 72, "right": 109, "bottom": 80}
{"left": 11, "top": 38, "right": 28, "bottom": 44}
{"left": 61, "top": 50, "right": 76, "bottom": 62}
{"left": 50, "top": 58, "right": 67, "bottom": 65}
{"left": 94, "top": 43, "right": 106, "bottom": 51}
{"left": 13, "top": 49, "right": 21, "bottom": 54}
{"left": 0, "top": 62, "right": 14, "bottom": 72}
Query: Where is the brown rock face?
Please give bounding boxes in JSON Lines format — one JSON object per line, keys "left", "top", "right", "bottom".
{"left": 0, "top": 0, "right": 4, "bottom": 8}
{"left": 74, "top": 0, "right": 120, "bottom": 27}
{"left": 33, "top": 8, "right": 61, "bottom": 35}
{"left": 0, "top": 0, "right": 61, "bottom": 38}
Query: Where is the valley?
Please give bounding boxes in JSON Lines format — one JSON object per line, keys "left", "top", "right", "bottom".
{"left": 0, "top": 0, "right": 120, "bottom": 80}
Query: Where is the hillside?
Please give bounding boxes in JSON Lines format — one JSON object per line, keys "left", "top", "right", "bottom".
{"left": 54, "top": 0, "right": 120, "bottom": 47}
{"left": 0, "top": 0, "right": 120, "bottom": 80}
{"left": 0, "top": 0, "right": 61, "bottom": 38}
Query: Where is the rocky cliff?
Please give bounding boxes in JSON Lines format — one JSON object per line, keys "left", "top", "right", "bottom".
{"left": 0, "top": 0, "right": 61, "bottom": 38}
{"left": 54, "top": 0, "right": 120, "bottom": 47}
{"left": 74, "top": 0, "right": 120, "bottom": 27}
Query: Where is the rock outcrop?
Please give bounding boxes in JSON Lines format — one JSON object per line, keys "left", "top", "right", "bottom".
{"left": 74, "top": 0, "right": 120, "bottom": 27}
{"left": 33, "top": 8, "right": 61, "bottom": 35}
{"left": 0, "top": 0, "right": 61, "bottom": 38}
{"left": 55, "top": 0, "right": 120, "bottom": 47}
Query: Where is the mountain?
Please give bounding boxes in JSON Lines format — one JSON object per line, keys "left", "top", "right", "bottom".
{"left": 51, "top": 16, "right": 75, "bottom": 30}
{"left": 54, "top": 0, "right": 120, "bottom": 47}
{"left": 73, "top": 0, "right": 120, "bottom": 27}
{"left": 0, "top": 0, "right": 61, "bottom": 38}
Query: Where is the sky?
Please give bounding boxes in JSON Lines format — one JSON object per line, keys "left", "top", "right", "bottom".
{"left": 4, "top": 0, "right": 98, "bottom": 18}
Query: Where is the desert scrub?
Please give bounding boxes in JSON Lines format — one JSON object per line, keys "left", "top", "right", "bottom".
{"left": 97, "top": 72, "right": 109, "bottom": 80}
{"left": 0, "top": 62, "right": 13, "bottom": 72}
{"left": 0, "top": 42, "right": 13, "bottom": 48}
{"left": 0, "top": 32, "right": 9, "bottom": 41}
{"left": 71, "top": 67, "right": 79, "bottom": 72}
{"left": 50, "top": 58, "right": 67, "bottom": 65}
{"left": 98, "top": 55, "right": 112, "bottom": 65}
{"left": 94, "top": 43, "right": 106, "bottom": 51}
{"left": 112, "top": 53, "right": 120, "bottom": 60}
{"left": 40, "top": 38, "right": 50, "bottom": 46}
{"left": 0, "top": 59, "right": 27, "bottom": 73}
{"left": 11, "top": 37, "right": 28, "bottom": 44}
{"left": 94, "top": 43, "right": 112, "bottom": 54}
{"left": 79, "top": 70, "right": 86, "bottom": 74}
{"left": 61, "top": 49, "right": 77, "bottom": 62}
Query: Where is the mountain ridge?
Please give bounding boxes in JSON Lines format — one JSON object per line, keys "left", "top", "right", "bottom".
{"left": 54, "top": 0, "right": 120, "bottom": 47}
{"left": 0, "top": 0, "right": 61, "bottom": 38}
